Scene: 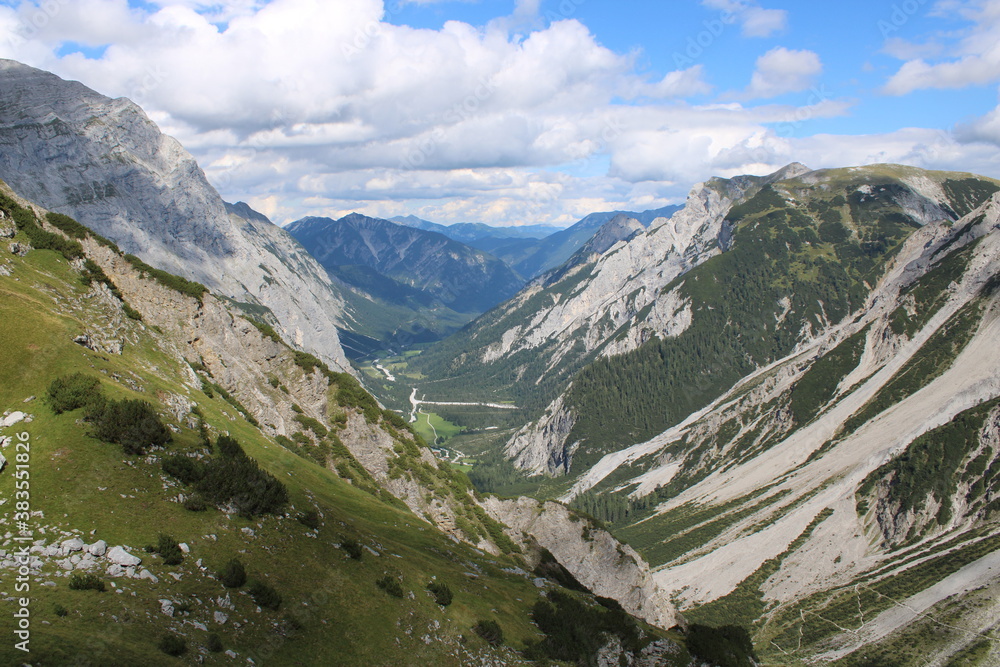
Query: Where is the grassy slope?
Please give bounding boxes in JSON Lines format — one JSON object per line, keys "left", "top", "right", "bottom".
{"left": 0, "top": 246, "right": 547, "bottom": 665}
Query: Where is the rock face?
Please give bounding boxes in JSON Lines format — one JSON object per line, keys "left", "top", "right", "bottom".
{"left": 481, "top": 496, "right": 678, "bottom": 630}
{"left": 0, "top": 59, "right": 349, "bottom": 370}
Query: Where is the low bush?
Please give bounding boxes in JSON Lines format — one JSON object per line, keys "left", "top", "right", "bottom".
{"left": 47, "top": 373, "right": 101, "bottom": 414}
{"left": 206, "top": 633, "right": 224, "bottom": 653}
{"left": 158, "top": 633, "right": 187, "bottom": 657}
{"left": 427, "top": 581, "right": 453, "bottom": 606}
{"left": 87, "top": 397, "right": 170, "bottom": 455}
{"left": 218, "top": 558, "right": 247, "bottom": 589}
{"left": 340, "top": 537, "right": 363, "bottom": 560}
{"left": 248, "top": 580, "right": 282, "bottom": 610}
{"left": 473, "top": 619, "right": 504, "bottom": 646}
{"left": 68, "top": 573, "right": 106, "bottom": 592}
{"left": 162, "top": 455, "right": 204, "bottom": 485}
{"left": 196, "top": 444, "right": 288, "bottom": 517}
{"left": 183, "top": 495, "right": 207, "bottom": 512}
{"left": 54, "top": 604, "right": 68, "bottom": 617}
{"left": 376, "top": 575, "right": 404, "bottom": 598}
{"left": 155, "top": 534, "right": 183, "bottom": 566}
{"left": 297, "top": 510, "right": 320, "bottom": 530}
{"left": 685, "top": 624, "right": 758, "bottom": 667}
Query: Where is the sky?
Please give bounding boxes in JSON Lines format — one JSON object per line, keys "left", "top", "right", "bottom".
{"left": 1, "top": 0, "right": 1000, "bottom": 227}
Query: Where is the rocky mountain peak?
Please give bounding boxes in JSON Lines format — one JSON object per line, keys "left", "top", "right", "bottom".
{"left": 0, "top": 59, "right": 351, "bottom": 369}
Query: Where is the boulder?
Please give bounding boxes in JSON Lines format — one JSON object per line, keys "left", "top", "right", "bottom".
{"left": 0, "top": 412, "right": 25, "bottom": 428}
{"left": 214, "top": 611, "right": 229, "bottom": 625}
{"left": 178, "top": 543, "right": 190, "bottom": 554}
{"left": 62, "top": 538, "right": 85, "bottom": 553}
{"left": 106, "top": 546, "right": 141, "bottom": 567}
{"left": 87, "top": 540, "right": 107, "bottom": 557}
{"left": 137, "top": 569, "right": 158, "bottom": 584}
{"left": 8, "top": 242, "right": 29, "bottom": 256}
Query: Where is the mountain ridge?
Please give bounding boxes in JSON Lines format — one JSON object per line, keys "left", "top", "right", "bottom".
{"left": 0, "top": 59, "right": 352, "bottom": 370}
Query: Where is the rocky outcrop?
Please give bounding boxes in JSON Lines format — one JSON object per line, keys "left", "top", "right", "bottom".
{"left": 482, "top": 497, "right": 678, "bottom": 630}
{"left": 0, "top": 59, "right": 350, "bottom": 370}
{"left": 504, "top": 395, "right": 578, "bottom": 475}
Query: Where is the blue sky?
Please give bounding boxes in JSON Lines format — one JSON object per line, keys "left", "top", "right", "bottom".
{"left": 2, "top": 0, "right": 1000, "bottom": 226}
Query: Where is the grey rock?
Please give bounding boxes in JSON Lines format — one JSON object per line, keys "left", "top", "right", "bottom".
{"left": 87, "top": 540, "right": 107, "bottom": 557}
{"left": 213, "top": 611, "right": 229, "bottom": 625}
{"left": 8, "top": 242, "right": 29, "bottom": 256}
{"left": 137, "top": 569, "right": 158, "bottom": 583}
{"left": 62, "top": 538, "right": 85, "bottom": 552}
{"left": 105, "top": 546, "right": 141, "bottom": 567}
{"left": 0, "top": 59, "right": 351, "bottom": 371}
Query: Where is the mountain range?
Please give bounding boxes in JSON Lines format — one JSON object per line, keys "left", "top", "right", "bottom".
{"left": 2, "top": 56, "right": 1000, "bottom": 666}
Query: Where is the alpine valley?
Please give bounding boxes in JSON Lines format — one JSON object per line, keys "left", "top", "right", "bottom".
{"left": 1, "top": 57, "right": 999, "bottom": 667}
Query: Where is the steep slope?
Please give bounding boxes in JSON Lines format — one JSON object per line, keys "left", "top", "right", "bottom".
{"left": 410, "top": 164, "right": 808, "bottom": 420}
{"left": 564, "top": 193, "right": 1000, "bottom": 666}
{"left": 287, "top": 213, "right": 524, "bottom": 314}
{"left": 0, "top": 59, "right": 350, "bottom": 370}
{"left": 476, "top": 165, "right": 994, "bottom": 476}
{"left": 0, "top": 187, "right": 688, "bottom": 664}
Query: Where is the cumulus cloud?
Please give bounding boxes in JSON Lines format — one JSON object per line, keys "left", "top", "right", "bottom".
{"left": 883, "top": 0, "right": 1000, "bottom": 94}
{"left": 701, "top": 0, "right": 787, "bottom": 38}
{"left": 0, "top": 0, "right": 990, "bottom": 226}
{"left": 739, "top": 46, "right": 823, "bottom": 100}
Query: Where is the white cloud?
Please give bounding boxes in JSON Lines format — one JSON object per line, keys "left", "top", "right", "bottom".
{"left": 701, "top": 0, "right": 787, "bottom": 38}
{"left": 0, "top": 0, "right": 994, "bottom": 227}
{"left": 739, "top": 46, "right": 823, "bottom": 100}
{"left": 883, "top": 0, "right": 1000, "bottom": 94}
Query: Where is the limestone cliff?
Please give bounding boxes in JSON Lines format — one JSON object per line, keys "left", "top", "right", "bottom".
{"left": 481, "top": 496, "right": 678, "bottom": 630}
{"left": 0, "top": 59, "right": 350, "bottom": 370}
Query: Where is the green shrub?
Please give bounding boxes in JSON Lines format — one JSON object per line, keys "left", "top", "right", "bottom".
{"left": 124, "top": 254, "right": 208, "bottom": 303}
{"left": 68, "top": 573, "right": 106, "bottom": 592}
{"left": 196, "top": 440, "right": 289, "bottom": 517}
{"left": 297, "top": 510, "right": 320, "bottom": 530}
{"left": 47, "top": 373, "right": 101, "bottom": 414}
{"left": 376, "top": 575, "right": 404, "bottom": 598}
{"left": 54, "top": 604, "right": 68, "bottom": 617}
{"left": 206, "top": 633, "right": 224, "bottom": 653}
{"left": 218, "top": 558, "right": 247, "bottom": 589}
{"left": 685, "top": 624, "right": 758, "bottom": 667}
{"left": 162, "top": 455, "right": 204, "bottom": 485}
{"left": 156, "top": 534, "right": 183, "bottom": 566}
{"left": 215, "top": 435, "right": 244, "bottom": 459}
{"left": 158, "top": 633, "right": 187, "bottom": 657}
{"left": 427, "top": 582, "right": 453, "bottom": 606}
{"left": 294, "top": 414, "right": 328, "bottom": 439}
{"left": 525, "top": 589, "right": 640, "bottom": 663}
{"left": 87, "top": 398, "right": 170, "bottom": 455}
{"left": 473, "top": 619, "right": 504, "bottom": 646}
{"left": 248, "top": 580, "right": 282, "bottom": 610}
{"left": 340, "top": 537, "right": 363, "bottom": 560}
{"left": 183, "top": 495, "right": 207, "bottom": 512}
